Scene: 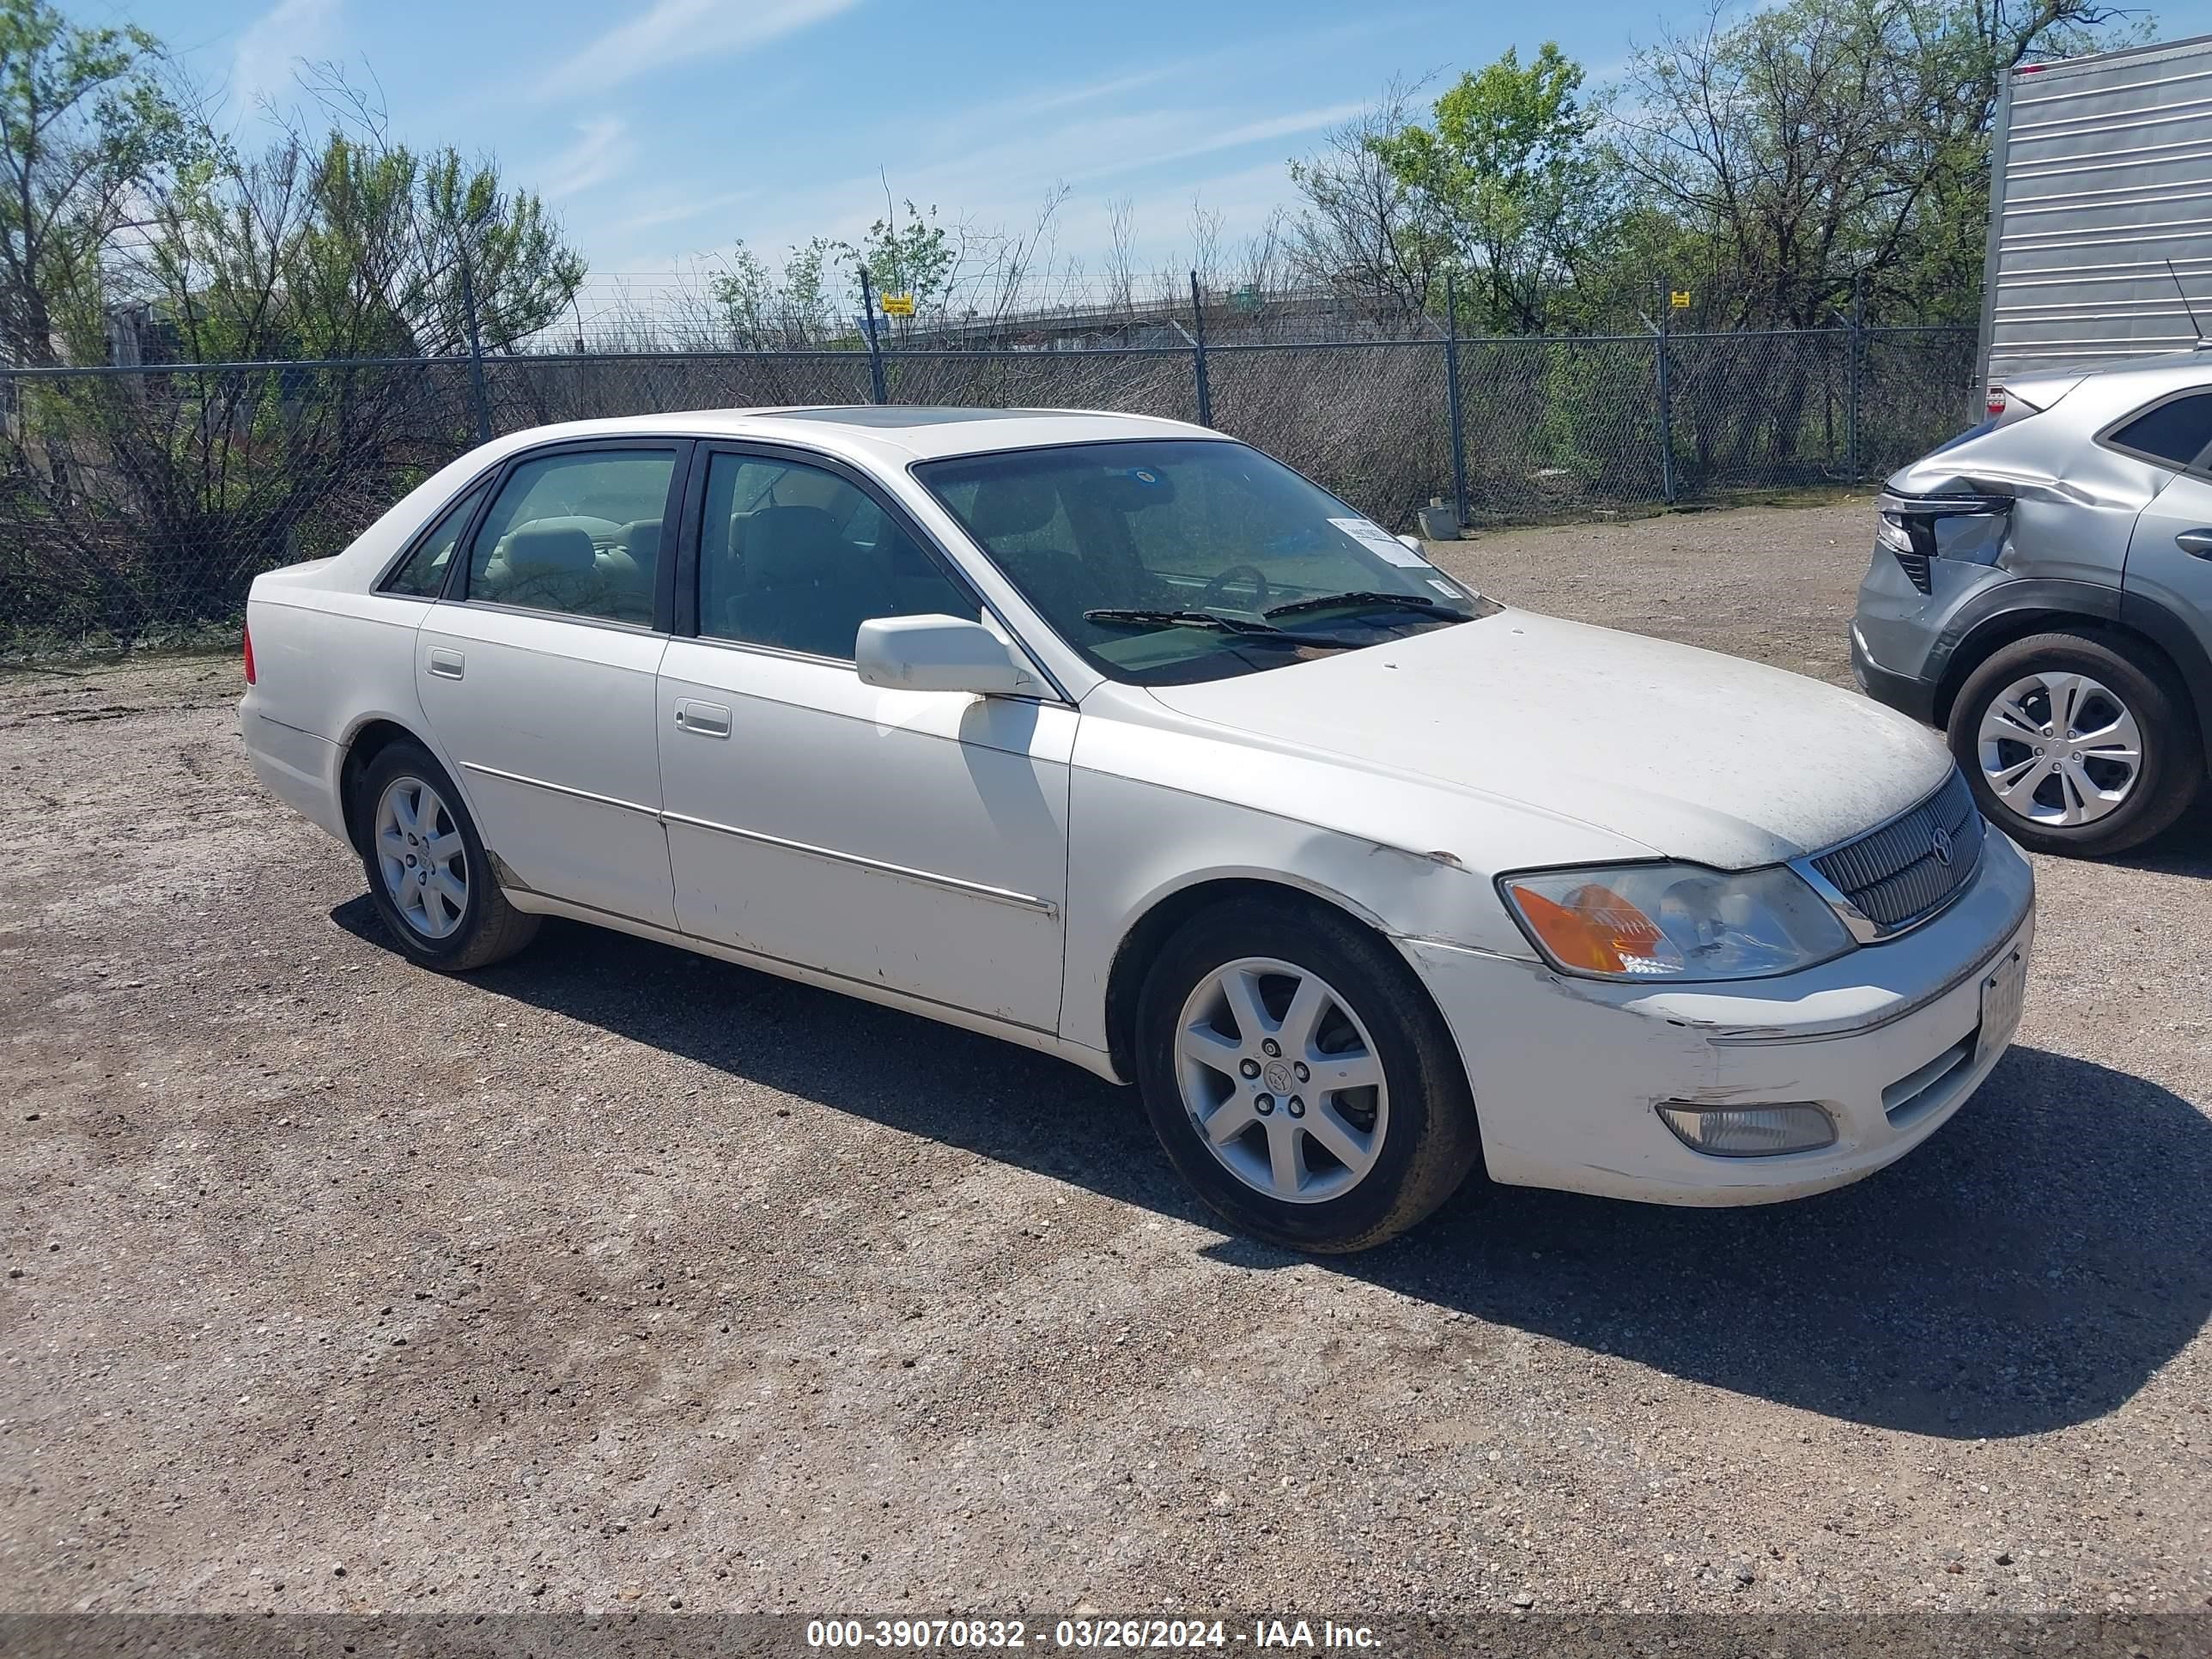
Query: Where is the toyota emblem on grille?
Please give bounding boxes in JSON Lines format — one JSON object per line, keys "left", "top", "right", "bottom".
{"left": 1930, "top": 825, "right": 1954, "bottom": 867}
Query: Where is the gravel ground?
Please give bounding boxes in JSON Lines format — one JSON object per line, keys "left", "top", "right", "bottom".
{"left": 3, "top": 499, "right": 2209, "bottom": 1618}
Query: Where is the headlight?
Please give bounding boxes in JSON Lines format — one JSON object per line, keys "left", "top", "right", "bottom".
{"left": 1499, "top": 862, "right": 1854, "bottom": 981}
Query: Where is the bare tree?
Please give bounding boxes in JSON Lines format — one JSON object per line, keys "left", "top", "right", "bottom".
{"left": 1284, "top": 77, "right": 1449, "bottom": 319}
{"left": 1609, "top": 0, "right": 2130, "bottom": 326}
{"left": 1189, "top": 194, "right": 1224, "bottom": 293}
{"left": 1103, "top": 194, "right": 1139, "bottom": 316}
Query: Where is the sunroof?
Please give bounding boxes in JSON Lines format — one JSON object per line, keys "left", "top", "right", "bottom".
{"left": 767, "top": 406, "right": 1070, "bottom": 428}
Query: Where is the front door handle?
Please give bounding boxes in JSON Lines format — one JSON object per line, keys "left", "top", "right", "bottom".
{"left": 427, "top": 647, "right": 465, "bottom": 680}
{"left": 2177, "top": 529, "right": 2212, "bottom": 558}
{"left": 672, "top": 698, "right": 732, "bottom": 738}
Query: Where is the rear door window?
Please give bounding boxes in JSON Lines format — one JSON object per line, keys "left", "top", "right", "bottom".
{"left": 464, "top": 448, "right": 678, "bottom": 625}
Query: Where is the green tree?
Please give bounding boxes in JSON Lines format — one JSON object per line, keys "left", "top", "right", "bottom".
{"left": 708, "top": 234, "right": 849, "bottom": 345}
{"left": 1372, "top": 44, "right": 1614, "bottom": 332}
{"left": 0, "top": 0, "right": 184, "bottom": 364}
{"left": 854, "top": 198, "right": 952, "bottom": 337}
{"left": 145, "top": 127, "right": 583, "bottom": 362}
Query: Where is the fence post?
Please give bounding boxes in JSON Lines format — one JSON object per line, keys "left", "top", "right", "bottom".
{"left": 859, "top": 267, "right": 888, "bottom": 405}
{"left": 1188, "top": 270, "right": 1212, "bottom": 428}
{"left": 1443, "top": 272, "right": 1469, "bottom": 529}
{"left": 1652, "top": 309, "right": 1676, "bottom": 506}
{"left": 457, "top": 246, "right": 492, "bottom": 446}
{"left": 1846, "top": 270, "right": 1864, "bottom": 485}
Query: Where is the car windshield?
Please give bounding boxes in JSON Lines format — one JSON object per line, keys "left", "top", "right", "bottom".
{"left": 913, "top": 439, "right": 1494, "bottom": 686}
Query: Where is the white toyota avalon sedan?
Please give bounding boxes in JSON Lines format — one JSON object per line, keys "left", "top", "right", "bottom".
{"left": 240, "top": 407, "right": 2034, "bottom": 1251}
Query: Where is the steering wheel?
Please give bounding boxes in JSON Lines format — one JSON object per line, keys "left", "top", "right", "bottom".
{"left": 1199, "top": 562, "right": 1273, "bottom": 610}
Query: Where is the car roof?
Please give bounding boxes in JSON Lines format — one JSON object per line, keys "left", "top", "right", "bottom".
{"left": 470, "top": 405, "right": 1224, "bottom": 466}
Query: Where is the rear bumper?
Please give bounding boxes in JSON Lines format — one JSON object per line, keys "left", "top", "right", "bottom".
{"left": 1399, "top": 830, "right": 2035, "bottom": 1205}
{"left": 240, "top": 703, "right": 349, "bottom": 844}
{"left": 1851, "top": 621, "right": 1939, "bottom": 726}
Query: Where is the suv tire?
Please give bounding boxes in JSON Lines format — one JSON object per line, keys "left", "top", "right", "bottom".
{"left": 1948, "top": 630, "right": 2202, "bottom": 856}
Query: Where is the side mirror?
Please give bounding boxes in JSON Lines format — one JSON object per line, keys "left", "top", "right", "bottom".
{"left": 1396, "top": 532, "right": 1423, "bottom": 552}
{"left": 856, "top": 614, "right": 1027, "bottom": 695}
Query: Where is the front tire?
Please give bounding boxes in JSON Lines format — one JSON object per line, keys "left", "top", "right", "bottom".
{"left": 1947, "top": 630, "right": 2201, "bottom": 857}
{"left": 1133, "top": 895, "right": 1481, "bottom": 1253}
{"left": 353, "top": 741, "right": 539, "bottom": 971}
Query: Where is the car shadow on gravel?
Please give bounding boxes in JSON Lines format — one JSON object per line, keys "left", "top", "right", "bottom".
{"left": 334, "top": 901, "right": 2211, "bottom": 1443}
{"left": 2106, "top": 798, "right": 2212, "bottom": 876}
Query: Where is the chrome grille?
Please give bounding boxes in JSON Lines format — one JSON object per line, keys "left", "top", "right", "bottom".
{"left": 1808, "top": 769, "right": 1984, "bottom": 933}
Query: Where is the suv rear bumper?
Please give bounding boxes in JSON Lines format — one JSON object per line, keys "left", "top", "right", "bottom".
{"left": 1851, "top": 621, "right": 1939, "bottom": 726}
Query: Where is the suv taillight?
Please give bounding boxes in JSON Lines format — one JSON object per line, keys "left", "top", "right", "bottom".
{"left": 243, "top": 620, "right": 256, "bottom": 685}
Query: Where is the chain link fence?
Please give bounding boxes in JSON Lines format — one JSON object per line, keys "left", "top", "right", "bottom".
{"left": 0, "top": 319, "right": 1978, "bottom": 658}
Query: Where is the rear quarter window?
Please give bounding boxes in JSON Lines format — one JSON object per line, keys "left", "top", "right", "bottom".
{"left": 381, "top": 485, "right": 484, "bottom": 598}
{"left": 2103, "top": 392, "right": 2212, "bottom": 471}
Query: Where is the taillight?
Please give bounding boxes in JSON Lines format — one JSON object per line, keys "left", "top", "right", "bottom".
{"left": 243, "top": 620, "right": 257, "bottom": 685}
{"left": 1986, "top": 386, "right": 2008, "bottom": 418}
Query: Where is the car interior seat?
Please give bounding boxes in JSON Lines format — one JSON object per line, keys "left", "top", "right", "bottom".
{"left": 482, "top": 523, "right": 600, "bottom": 614}
{"left": 721, "top": 504, "right": 884, "bottom": 658}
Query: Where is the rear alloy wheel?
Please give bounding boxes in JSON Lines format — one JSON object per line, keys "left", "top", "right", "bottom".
{"left": 1948, "top": 631, "right": 2202, "bottom": 857}
{"left": 374, "top": 775, "right": 471, "bottom": 940}
{"left": 1134, "top": 896, "right": 1481, "bottom": 1252}
{"left": 354, "top": 740, "right": 539, "bottom": 971}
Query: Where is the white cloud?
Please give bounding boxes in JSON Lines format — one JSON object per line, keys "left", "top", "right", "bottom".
{"left": 617, "top": 186, "right": 762, "bottom": 234}
{"left": 538, "top": 0, "right": 859, "bottom": 100}
{"left": 542, "top": 117, "right": 639, "bottom": 200}
{"left": 229, "top": 0, "right": 343, "bottom": 113}
{"left": 1062, "top": 101, "right": 1368, "bottom": 184}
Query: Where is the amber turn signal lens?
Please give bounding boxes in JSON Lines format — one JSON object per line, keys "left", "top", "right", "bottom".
{"left": 1507, "top": 881, "right": 1663, "bottom": 975}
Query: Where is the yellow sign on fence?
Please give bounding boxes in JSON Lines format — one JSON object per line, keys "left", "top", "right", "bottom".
{"left": 1669, "top": 289, "right": 1692, "bottom": 309}
{"left": 880, "top": 292, "right": 916, "bottom": 317}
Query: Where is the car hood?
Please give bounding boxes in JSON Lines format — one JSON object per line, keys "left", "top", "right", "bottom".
{"left": 1144, "top": 610, "right": 1953, "bottom": 870}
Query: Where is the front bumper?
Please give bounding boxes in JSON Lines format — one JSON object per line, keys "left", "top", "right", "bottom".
{"left": 1850, "top": 621, "right": 1939, "bottom": 726}
{"left": 1398, "top": 830, "right": 2035, "bottom": 1205}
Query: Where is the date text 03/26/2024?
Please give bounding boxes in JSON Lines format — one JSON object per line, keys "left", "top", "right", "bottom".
{"left": 805, "top": 1620, "right": 1380, "bottom": 1650}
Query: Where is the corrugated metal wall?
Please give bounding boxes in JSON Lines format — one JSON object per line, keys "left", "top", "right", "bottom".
{"left": 1982, "top": 33, "right": 2212, "bottom": 386}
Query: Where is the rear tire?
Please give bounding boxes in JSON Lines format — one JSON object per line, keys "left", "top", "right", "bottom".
{"left": 352, "top": 740, "right": 539, "bottom": 971}
{"left": 1133, "top": 895, "right": 1481, "bottom": 1253}
{"left": 1947, "top": 630, "right": 2201, "bottom": 857}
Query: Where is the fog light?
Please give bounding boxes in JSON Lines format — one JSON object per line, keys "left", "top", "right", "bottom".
{"left": 1656, "top": 1101, "right": 1836, "bottom": 1158}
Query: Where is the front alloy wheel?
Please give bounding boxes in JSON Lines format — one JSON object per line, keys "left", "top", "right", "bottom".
{"left": 1134, "top": 895, "right": 1481, "bottom": 1252}
{"left": 1974, "top": 670, "right": 2141, "bottom": 829}
{"left": 1174, "top": 957, "right": 1389, "bottom": 1204}
{"left": 1948, "top": 629, "right": 2203, "bottom": 857}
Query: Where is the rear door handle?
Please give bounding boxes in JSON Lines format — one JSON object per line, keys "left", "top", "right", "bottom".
{"left": 2177, "top": 529, "right": 2212, "bottom": 558}
{"left": 673, "top": 698, "right": 732, "bottom": 738}
{"left": 427, "top": 647, "right": 465, "bottom": 680}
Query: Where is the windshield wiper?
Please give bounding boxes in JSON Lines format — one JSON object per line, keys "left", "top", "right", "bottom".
{"left": 1085, "top": 606, "right": 1287, "bottom": 635}
{"left": 1263, "top": 590, "right": 1461, "bottom": 620}
{"left": 1081, "top": 607, "right": 1364, "bottom": 649}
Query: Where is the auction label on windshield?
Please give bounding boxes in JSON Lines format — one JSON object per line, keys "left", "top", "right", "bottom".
{"left": 1328, "top": 516, "right": 1427, "bottom": 567}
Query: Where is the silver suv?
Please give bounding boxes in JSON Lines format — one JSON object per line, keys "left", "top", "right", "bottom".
{"left": 1853, "top": 351, "right": 2212, "bottom": 856}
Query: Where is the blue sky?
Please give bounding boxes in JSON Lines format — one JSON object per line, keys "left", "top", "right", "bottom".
{"left": 92, "top": 0, "right": 2212, "bottom": 308}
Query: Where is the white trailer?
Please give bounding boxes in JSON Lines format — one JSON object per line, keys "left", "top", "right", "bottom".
{"left": 1980, "top": 32, "right": 2212, "bottom": 403}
